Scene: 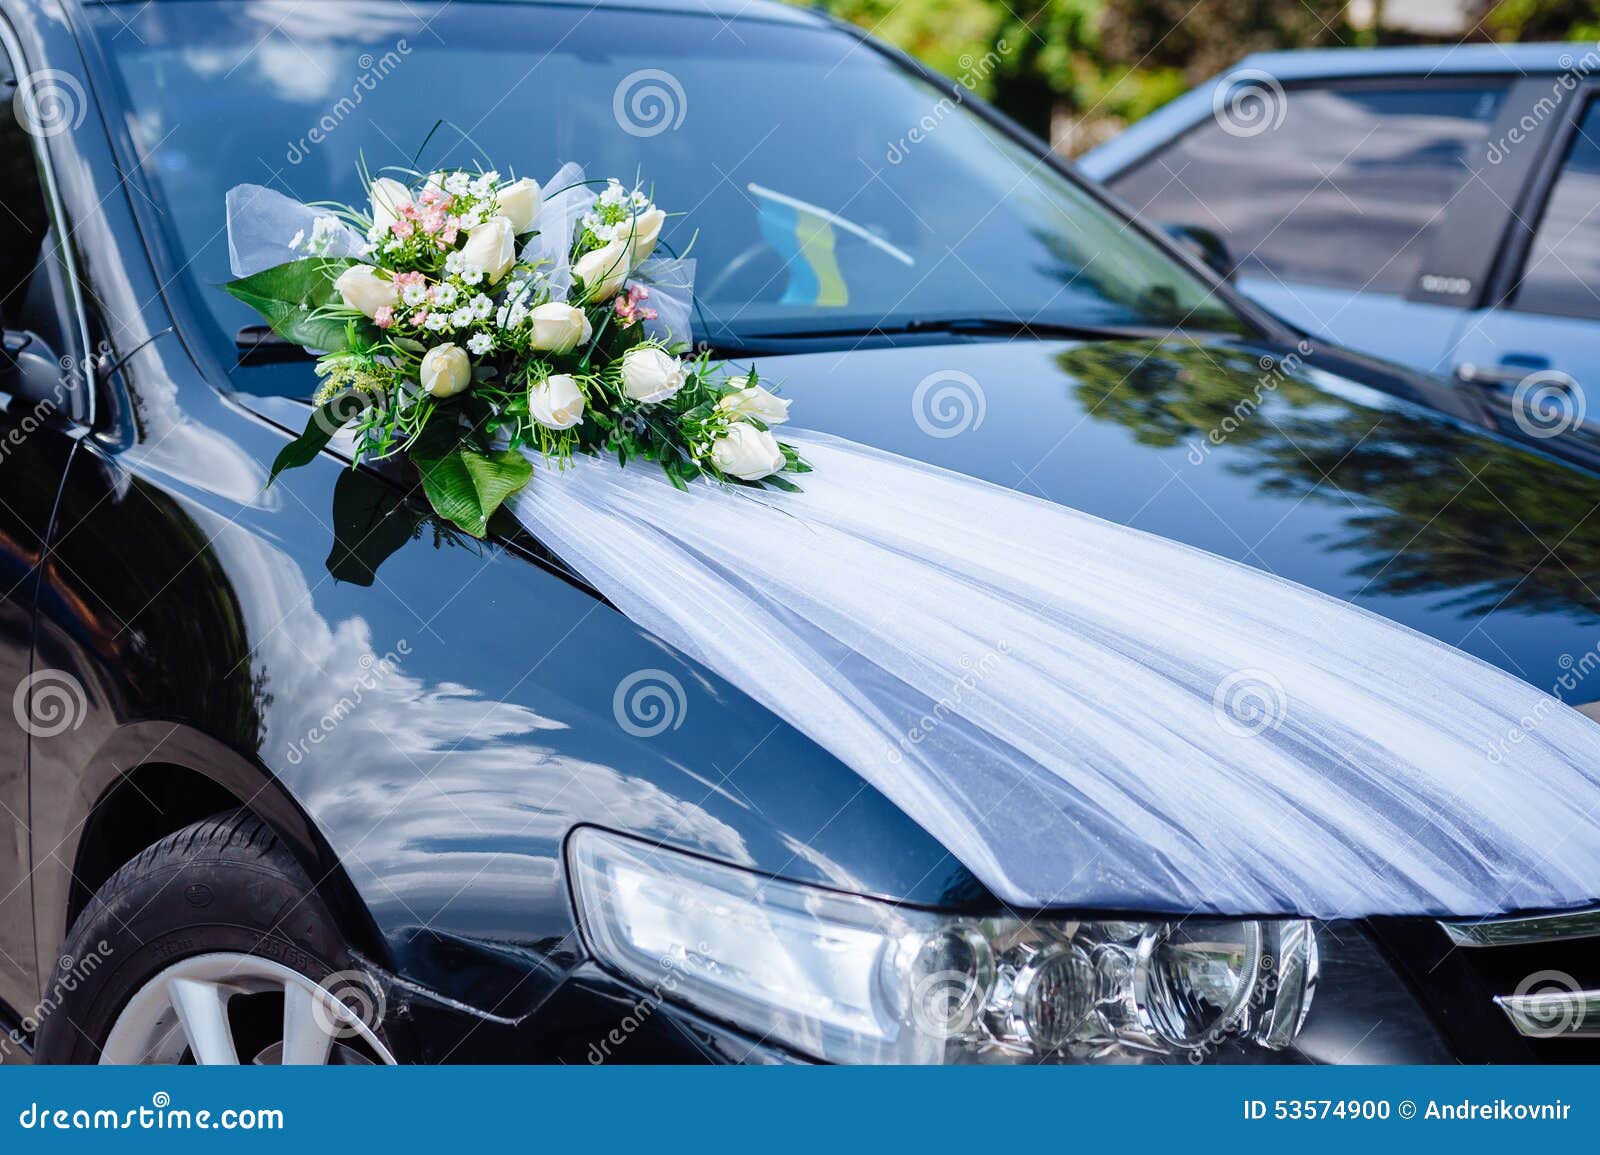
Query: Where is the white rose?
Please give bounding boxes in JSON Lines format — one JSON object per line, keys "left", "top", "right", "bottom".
{"left": 497, "top": 177, "right": 542, "bottom": 234}
{"left": 626, "top": 207, "right": 666, "bottom": 264}
{"left": 717, "top": 379, "right": 790, "bottom": 426}
{"left": 420, "top": 343, "right": 472, "bottom": 398}
{"left": 526, "top": 303, "right": 592, "bottom": 354}
{"left": 710, "top": 423, "right": 785, "bottom": 481}
{"left": 572, "top": 240, "right": 631, "bottom": 303}
{"left": 460, "top": 216, "right": 516, "bottom": 282}
{"left": 528, "top": 374, "right": 586, "bottom": 430}
{"left": 333, "top": 265, "right": 398, "bottom": 319}
{"left": 620, "top": 346, "right": 685, "bottom": 404}
{"left": 369, "top": 177, "right": 412, "bottom": 232}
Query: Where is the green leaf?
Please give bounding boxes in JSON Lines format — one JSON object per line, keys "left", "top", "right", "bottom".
{"left": 325, "top": 468, "right": 425, "bottom": 586}
{"left": 224, "top": 258, "right": 374, "bottom": 352}
{"left": 761, "top": 474, "right": 802, "bottom": 493}
{"left": 411, "top": 440, "right": 533, "bottom": 538}
{"left": 269, "top": 392, "right": 368, "bottom": 485}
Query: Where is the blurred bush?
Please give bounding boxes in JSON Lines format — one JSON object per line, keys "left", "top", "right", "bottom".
{"left": 805, "top": 0, "right": 1600, "bottom": 153}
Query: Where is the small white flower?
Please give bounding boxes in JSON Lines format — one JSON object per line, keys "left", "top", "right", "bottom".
{"left": 445, "top": 251, "right": 466, "bottom": 276}
{"left": 472, "top": 294, "right": 493, "bottom": 318}
{"left": 434, "top": 282, "right": 459, "bottom": 309}
{"left": 467, "top": 332, "right": 493, "bottom": 355}
{"left": 425, "top": 313, "right": 450, "bottom": 331}
{"left": 461, "top": 267, "right": 484, "bottom": 286}
{"left": 309, "top": 215, "right": 341, "bottom": 251}
{"left": 289, "top": 228, "right": 306, "bottom": 250}
{"left": 444, "top": 172, "right": 471, "bottom": 195}
{"left": 451, "top": 307, "right": 474, "bottom": 328}
{"left": 402, "top": 284, "right": 428, "bottom": 308}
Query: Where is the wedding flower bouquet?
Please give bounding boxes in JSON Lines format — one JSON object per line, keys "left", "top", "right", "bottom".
{"left": 224, "top": 163, "right": 807, "bottom": 537}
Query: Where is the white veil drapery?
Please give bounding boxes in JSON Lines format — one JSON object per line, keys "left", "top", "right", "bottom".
{"left": 512, "top": 430, "right": 1600, "bottom": 919}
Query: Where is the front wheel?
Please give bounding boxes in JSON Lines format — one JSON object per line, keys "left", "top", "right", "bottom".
{"left": 35, "top": 810, "right": 393, "bottom": 1065}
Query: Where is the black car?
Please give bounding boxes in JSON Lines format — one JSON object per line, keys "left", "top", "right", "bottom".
{"left": 0, "top": 0, "right": 1596, "bottom": 1066}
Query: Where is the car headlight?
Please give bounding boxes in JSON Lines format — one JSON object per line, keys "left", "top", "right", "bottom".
{"left": 568, "top": 828, "right": 1447, "bottom": 1064}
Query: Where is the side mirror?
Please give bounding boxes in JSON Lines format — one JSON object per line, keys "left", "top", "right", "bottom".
{"left": 0, "top": 325, "right": 70, "bottom": 414}
{"left": 1163, "top": 223, "right": 1237, "bottom": 283}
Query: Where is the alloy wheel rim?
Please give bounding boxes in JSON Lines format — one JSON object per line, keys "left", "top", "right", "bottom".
{"left": 99, "top": 952, "right": 395, "bottom": 1065}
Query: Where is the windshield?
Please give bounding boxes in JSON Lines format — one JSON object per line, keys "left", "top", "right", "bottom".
{"left": 90, "top": 0, "right": 1247, "bottom": 385}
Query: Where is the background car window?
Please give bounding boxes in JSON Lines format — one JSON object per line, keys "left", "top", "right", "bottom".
{"left": 89, "top": 0, "right": 1247, "bottom": 393}
{"left": 1512, "top": 99, "right": 1600, "bottom": 321}
{"left": 1110, "top": 82, "right": 1505, "bottom": 295}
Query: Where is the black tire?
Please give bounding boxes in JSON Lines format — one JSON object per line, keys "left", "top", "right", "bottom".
{"left": 34, "top": 809, "right": 372, "bottom": 1064}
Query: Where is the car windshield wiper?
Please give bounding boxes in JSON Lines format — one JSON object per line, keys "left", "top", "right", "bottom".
{"left": 899, "top": 316, "right": 1195, "bottom": 341}
{"left": 712, "top": 316, "right": 1214, "bottom": 352}
{"left": 235, "top": 325, "right": 317, "bottom": 364}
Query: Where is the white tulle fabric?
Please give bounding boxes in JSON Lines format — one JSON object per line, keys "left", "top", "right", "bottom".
{"left": 227, "top": 184, "right": 368, "bottom": 278}
{"left": 512, "top": 431, "right": 1600, "bottom": 918}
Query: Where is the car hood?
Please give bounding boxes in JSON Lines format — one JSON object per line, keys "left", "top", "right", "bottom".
{"left": 740, "top": 334, "right": 1600, "bottom": 700}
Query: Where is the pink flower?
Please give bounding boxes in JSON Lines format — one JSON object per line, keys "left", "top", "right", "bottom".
{"left": 374, "top": 306, "right": 395, "bottom": 329}
{"left": 395, "top": 271, "right": 425, "bottom": 291}
{"left": 391, "top": 218, "right": 415, "bottom": 239}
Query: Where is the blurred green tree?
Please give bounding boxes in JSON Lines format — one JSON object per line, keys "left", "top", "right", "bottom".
{"left": 809, "top": 0, "right": 1600, "bottom": 153}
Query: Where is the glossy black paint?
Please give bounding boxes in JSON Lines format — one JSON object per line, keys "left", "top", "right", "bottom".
{"left": 1, "top": 0, "right": 1597, "bottom": 1063}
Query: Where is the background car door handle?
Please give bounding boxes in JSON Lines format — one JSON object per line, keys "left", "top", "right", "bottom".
{"left": 1453, "top": 360, "right": 1559, "bottom": 390}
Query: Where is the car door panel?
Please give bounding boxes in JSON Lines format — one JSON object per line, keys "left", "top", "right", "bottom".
{"left": 1445, "top": 91, "right": 1600, "bottom": 465}
{"left": 0, "top": 30, "right": 88, "bottom": 1024}
{"left": 1239, "top": 277, "right": 1467, "bottom": 372}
